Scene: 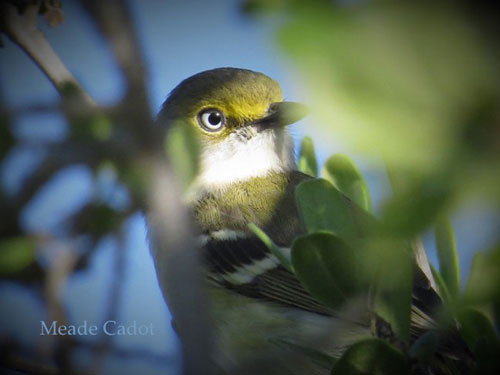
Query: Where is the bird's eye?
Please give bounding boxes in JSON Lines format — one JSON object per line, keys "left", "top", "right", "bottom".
{"left": 198, "top": 109, "right": 225, "bottom": 132}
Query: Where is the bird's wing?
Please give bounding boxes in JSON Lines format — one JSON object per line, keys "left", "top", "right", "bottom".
{"left": 196, "top": 170, "right": 442, "bottom": 334}
{"left": 203, "top": 233, "right": 333, "bottom": 316}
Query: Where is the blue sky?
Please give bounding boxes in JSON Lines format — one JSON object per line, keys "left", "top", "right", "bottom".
{"left": 0, "top": 0, "right": 498, "bottom": 374}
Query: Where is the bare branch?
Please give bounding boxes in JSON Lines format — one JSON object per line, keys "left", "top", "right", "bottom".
{"left": 0, "top": 1, "right": 92, "bottom": 105}
{"left": 78, "top": 0, "right": 160, "bottom": 150}
{"left": 148, "top": 159, "right": 215, "bottom": 374}
{"left": 42, "top": 240, "right": 80, "bottom": 374}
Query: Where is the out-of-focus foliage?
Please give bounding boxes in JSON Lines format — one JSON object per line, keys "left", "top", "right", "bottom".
{"left": 256, "top": 133, "right": 499, "bottom": 372}
{"left": 164, "top": 121, "right": 200, "bottom": 190}
{"left": 0, "top": 237, "right": 36, "bottom": 276}
{"left": 242, "top": 2, "right": 500, "bottom": 369}
{"left": 332, "top": 338, "right": 407, "bottom": 375}
{"left": 245, "top": 0, "right": 500, "bottom": 222}
{"left": 298, "top": 136, "right": 318, "bottom": 177}
{"left": 322, "top": 154, "right": 371, "bottom": 212}
{"left": 292, "top": 232, "right": 361, "bottom": 308}
{"left": 435, "top": 218, "right": 460, "bottom": 299}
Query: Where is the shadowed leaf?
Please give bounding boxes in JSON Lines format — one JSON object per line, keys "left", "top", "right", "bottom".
{"left": 332, "top": 338, "right": 408, "bottom": 375}
{"left": 458, "top": 308, "right": 500, "bottom": 373}
{"left": 409, "top": 330, "right": 440, "bottom": 364}
{"left": 368, "top": 238, "right": 413, "bottom": 342}
{"left": 292, "top": 232, "right": 363, "bottom": 309}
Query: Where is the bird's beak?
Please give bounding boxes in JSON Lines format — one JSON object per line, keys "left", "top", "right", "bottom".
{"left": 251, "top": 101, "right": 309, "bottom": 132}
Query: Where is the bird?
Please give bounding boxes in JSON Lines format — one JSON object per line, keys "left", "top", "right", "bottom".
{"left": 149, "top": 67, "right": 471, "bottom": 374}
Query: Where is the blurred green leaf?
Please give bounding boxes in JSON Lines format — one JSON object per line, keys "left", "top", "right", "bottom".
{"left": 291, "top": 232, "right": 364, "bottom": 309}
{"left": 322, "top": 154, "right": 372, "bottom": 212}
{"left": 434, "top": 218, "right": 460, "bottom": 299}
{"left": 368, "top": 238, "right": 413, "bottom": 342}
{"left": 271, "top": 338, "right": 336, "bottom": 371}
{"left": 278, "top": 1, "right": 499, "bottom": 175}
{"left": 165, "top": 121, "right": 200, "bottom": 190}
{"left": 298, "top": 136, "right": 318, "bottom": 177}
{"left": 296, "top": 179, "right": 375, "bottom": 242}
{"left": 463, "top": 246, "right": 500, "bottom": 305}
{"left": 73, "top": 203, "right": 121, "bottom": 238}
{"left": 458, "top": 308, "right": 500, "bottom": 373}
{"left": 332, "top": 338, "right": 408, "bottom": 375}
{"left": 248, "top": 222, "right": 293, "bottom": 272}
{"left": 118, "top": 159, "right": 151, "bottom": 203}
{"left": 0, "top": 237, "right": 36, "bottom": 276}
{"left": 430, "top": 263, "right": 452, "bottom": 305}
{"left": 71, "top": 113, "right": 113, "bottom": 141}
{"left": 409, "top": 331, "right": 440, "bottom": 364}
{"left": 381, "top": 176, "right": 451, "bottom": 236}
{"left": 89, "top": 114, "right": 112, "bottom": 141}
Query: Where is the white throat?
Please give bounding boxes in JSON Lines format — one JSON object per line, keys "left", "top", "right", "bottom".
{"left": 197, "top": 128, "right": 295, "bottom": 189}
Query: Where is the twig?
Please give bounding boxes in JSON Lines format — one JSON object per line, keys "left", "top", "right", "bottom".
{"left": 42, "top": 240, "right": 81, "bottom": 374}
{"left": 0, "top": 1, "right": 92, "bottom": 106}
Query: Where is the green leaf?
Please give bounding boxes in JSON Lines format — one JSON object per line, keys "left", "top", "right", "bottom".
{"left": 381, "top": 176, "right": 451, "bottom": 236}
{"left": 463, "top": 246, "right": 500, "bottom": 305}
{"left": 409, "top": 331, "right": 440, "bottom": 364}
{"left": 291, "top": 232, "right": 364, "bottom": 309}
{"left": 458, "top": 308, "right": 499, "bottom": 352}
{"left": 458, "top": 308, "right": 500, "bottom": 373}
{"left": 368, "top": 239, "right": 413, "bottom": 342}
{"left": 271, "top": 338, "right": 336, "bottom": 371}
{"left": 332, "top": 338, "right": 408, "bottom": 375}
{"left": 0, "top": 237, "right": 36, "bottom": 275}
{"left": 322, "top": 154, "right": 372, "bottom": 212}
{"left": 434, "top": 218, "right": 460, "bottom": 299}
{"left": 298, "top": 136, "right": 318, "bottom": 177}
{"left": 248, "top": 223, "right": 293, "bottom": 272}
{"left": 89, "top": 114, "right": 113, "bottom": 141}
{"left": 164, "top": 121, "right": 200, "bottom": 190}
{"left": 295, "top": 179, "right": 375, "bottom": 242}
{"left": 430, "top": 263, "right": 452, "bottom": 305}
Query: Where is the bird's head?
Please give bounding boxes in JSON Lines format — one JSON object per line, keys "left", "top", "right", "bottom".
{"left": 159, "top": 68, "right": 308, "bottom": 189}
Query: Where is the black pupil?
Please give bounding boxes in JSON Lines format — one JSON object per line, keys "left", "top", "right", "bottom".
{"left": 208, "top": 112, "right": 221, "bottom": 126}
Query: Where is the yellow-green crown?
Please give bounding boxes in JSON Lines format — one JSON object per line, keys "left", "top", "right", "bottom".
{"left": 159, "top": 68, "right": 283, "bottom": 138}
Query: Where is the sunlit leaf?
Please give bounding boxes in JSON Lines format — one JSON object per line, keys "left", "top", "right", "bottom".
{"left": 278, "top": 1, "right": 499, "bottom": 176}
{"left": 332, "top": 338, "right": 408, "bottom": 375}
{"left": 434, "top": 218, "right": 460, "bottom": 299}
{"left": 295, "top": 179, "right": 375, "bottom": 242}
{"left": 298, "top": 136, "right": 318, "bottom": 177}
{"left": 322, "top": 154, "right": 371, "bottom": 212}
